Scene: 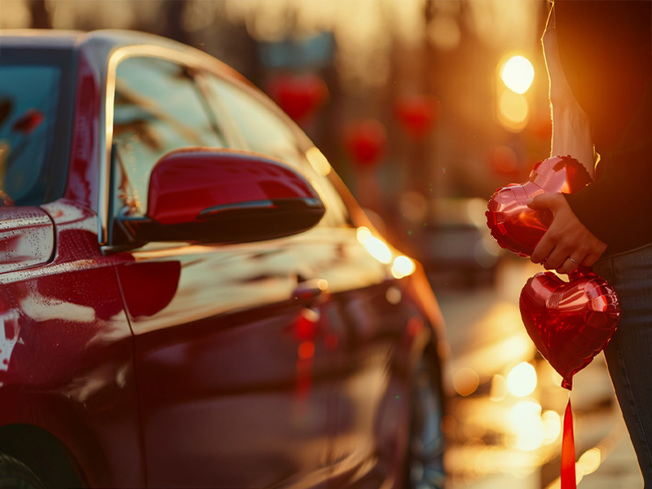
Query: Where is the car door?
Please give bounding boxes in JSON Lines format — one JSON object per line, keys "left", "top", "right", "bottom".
{"left": 107, "top": 53, "right": 337, "bottom": 488}
{"left": 199, "top": 74, "right": 435, "bottom": 486}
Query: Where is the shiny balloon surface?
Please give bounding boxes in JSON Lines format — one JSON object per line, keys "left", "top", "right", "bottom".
{"left": 519, "top": 270, "right": 621, "bottom": 389}
{"left": 486, "top": 156, "right": 592, "bottom": 257}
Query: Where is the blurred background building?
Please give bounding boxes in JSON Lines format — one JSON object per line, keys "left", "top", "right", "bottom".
{"left": 1, "top": 0, "right": 552, "bottom": 275}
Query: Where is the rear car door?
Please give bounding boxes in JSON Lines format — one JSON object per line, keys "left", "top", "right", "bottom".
{"left": 0, "top": 46, "right": 144, "bottom": 488}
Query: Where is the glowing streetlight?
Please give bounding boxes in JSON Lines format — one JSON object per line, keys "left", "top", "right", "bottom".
{"left": 501, "top": 55, "right": 535, "bottom": 94}
{"left": 497, "top": 55, "right": 535, "bottom": 131}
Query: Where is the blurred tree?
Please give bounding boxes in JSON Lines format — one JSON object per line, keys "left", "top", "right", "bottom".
{"left": 29, "top": 0, "right": 51, "bottom": 29}
{"left": 163, "top": 0, "right": 190, "bottom": 44}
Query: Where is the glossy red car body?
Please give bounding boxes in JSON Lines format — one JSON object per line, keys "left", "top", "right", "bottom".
{"left": 0, "top": 30, "right": 447, "bottom": 489}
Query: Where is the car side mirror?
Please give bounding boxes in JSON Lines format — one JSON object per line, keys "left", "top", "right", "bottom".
{"left": 117, "top": 148, "right": 326, "bottom": 244}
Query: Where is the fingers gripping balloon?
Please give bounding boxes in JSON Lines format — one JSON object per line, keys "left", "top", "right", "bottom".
{"left": 486, "top": 156, "right": 621, "bottom": 489}
{"left": 486, "top": 155, "right": 592, "bottom": 257}
{"left": 485, "top": 155, "right": 621, "bottom": 383}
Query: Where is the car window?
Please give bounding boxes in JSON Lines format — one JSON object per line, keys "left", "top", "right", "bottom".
{"left": 201, "top": 74, "right": 351, "bottom": 227}
{"left": 111, "top": 56, "right": 226, "bottom": 218}
{"left": 0, "top": 50, "right": 73, "bottom": 206}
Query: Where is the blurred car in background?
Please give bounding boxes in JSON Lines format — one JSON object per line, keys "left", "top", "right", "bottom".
{"left": 411, "top": 198, "right": 504, "bottom": 287}
{"left": 0, "top": 30, "right": 447, "bottom": 489}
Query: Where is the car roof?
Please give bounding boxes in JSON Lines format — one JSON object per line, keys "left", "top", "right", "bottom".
{"left": 0, "top": 28, "right": 187, "bottom": 51}
{"left": 0, "top": 28, "right": 245, "bottom": 82}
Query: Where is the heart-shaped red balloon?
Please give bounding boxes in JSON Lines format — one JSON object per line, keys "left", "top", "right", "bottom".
{"left": 486, "top": 156, "right": 592, "bottom": 257}
{"left": 519, "top": 270, "right": 621, "bottom": 389}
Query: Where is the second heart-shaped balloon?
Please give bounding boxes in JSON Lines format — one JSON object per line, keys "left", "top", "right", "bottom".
{"left": 486, "top": 155, "right": 592, "bottom": 257}
{"left": 519, "top": 270, "right": 621, "bottom": 389}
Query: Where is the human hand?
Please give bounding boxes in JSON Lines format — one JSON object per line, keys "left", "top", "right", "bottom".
{"left": 528, "top": 192, "right": 607, "bottom": 274}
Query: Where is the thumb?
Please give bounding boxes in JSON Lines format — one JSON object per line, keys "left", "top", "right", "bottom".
{"left": 526, "top": 192, "right": 558, "bottom": 210}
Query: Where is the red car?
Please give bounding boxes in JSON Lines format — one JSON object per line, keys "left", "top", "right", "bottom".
{"left": 0, "top": 30, "right": 446, "bottom": 489}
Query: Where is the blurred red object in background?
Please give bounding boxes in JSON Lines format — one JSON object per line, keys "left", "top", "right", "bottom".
{"left": 267, "top": 73, "right": 328, "bottom": 124}
{"left": 342, "top": 118, "right": 388, "bottom": 168}
{"left": 395, "top": 94, "right": 438, "bottom": 140}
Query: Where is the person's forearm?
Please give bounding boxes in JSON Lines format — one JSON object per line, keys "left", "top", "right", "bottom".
{"left": 551, "top": 103, "right": 595, "bottom": 177}
{"left": 543, "top": 11, "right": 595, "bottom": 178}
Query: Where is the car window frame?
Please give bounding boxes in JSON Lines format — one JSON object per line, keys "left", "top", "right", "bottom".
{"left": 102, "top": 45, "right": 353, "bottom": 249}
{"left": 102, "top": 46, "right": 246, "bottom": 248}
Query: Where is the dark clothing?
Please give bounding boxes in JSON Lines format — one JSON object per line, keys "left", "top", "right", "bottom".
{"left": 555, "top": 0, "right": 652, "bottom": 254}
{"left": 595, "top": 243, "right": 652, "bottom": 486}
{"left": 554, "top": 2, "right": 652, "bottom": 483}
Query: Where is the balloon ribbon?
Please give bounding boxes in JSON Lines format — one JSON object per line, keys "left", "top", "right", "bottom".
{"left": 561, "top": 395, "right": 576, "bottom": 489}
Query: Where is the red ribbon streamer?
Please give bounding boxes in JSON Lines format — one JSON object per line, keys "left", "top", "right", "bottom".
{"left": 561, "top": 396, "right": 576, "bottom": 489}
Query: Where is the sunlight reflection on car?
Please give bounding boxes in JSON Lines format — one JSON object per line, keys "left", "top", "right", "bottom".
{"left": 0, "top": 29, "right": 447, "bottom": 489}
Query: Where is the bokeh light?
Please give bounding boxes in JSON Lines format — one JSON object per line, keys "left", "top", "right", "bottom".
{"left": 305, "top": 147, "right": 332, "bottom": 176}
{"left": 501, "top": 55, "right": 535, "bottom": 94}
{"left": 506, "top": 361, "right": 537, "bottom": 397}
{"left": 453, "top": 367, "right": 480, "bottom": 397}
{"left": 508, "top": 400, "right": 543, "bottom": 451}
{"left": 497, "top": 89, "right": 530, "bottom": 132}
{"left": 578, "top": 447, "right": 602, "bottom": 476}
{"left": 356, "top": 226, "right": 393, "bottom": 264}
{"left": 391, "top": 255, "right": 416, "bottom": 279}
{"left": 542, "top": 409, "right": 562, "bottom": 444}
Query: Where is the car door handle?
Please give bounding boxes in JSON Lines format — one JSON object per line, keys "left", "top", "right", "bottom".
{"left": 292, "top": 278, "right": 328, "bottom": 303}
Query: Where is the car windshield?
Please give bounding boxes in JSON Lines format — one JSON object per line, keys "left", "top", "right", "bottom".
{"left": 0, "top": 48, "right": 74, "bottom": 205}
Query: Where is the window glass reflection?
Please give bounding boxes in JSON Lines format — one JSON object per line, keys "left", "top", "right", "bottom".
{"left": 202, "top": 75, "right": 350, "bottom": 227}
{"left": 112, "top": 56, "right": 226, "bottom": 216}
{"left": 0, "top": 66, "right": 61, "bottom": 204}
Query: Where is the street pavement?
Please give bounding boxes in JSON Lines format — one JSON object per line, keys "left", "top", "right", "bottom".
{"left": 542, "top": 357, "right": 642, "bottom": 489}
{"left": 431, "top": 256, "right": 643, "bottom": 489}
{"left": 579, "top": 418, "right": 641, "bottom": 489}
